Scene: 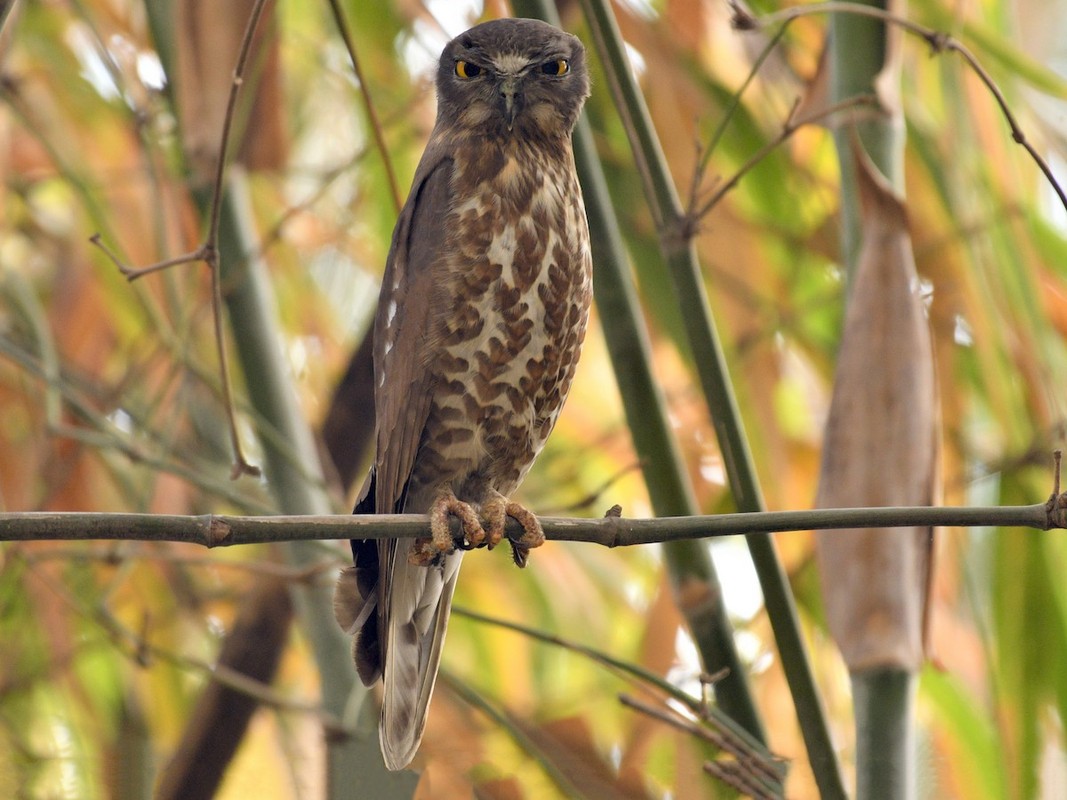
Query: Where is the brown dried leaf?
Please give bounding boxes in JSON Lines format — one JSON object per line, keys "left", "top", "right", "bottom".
{"left": 174, "top": 0, "right": 287, "bottom": 184}
{"left": 814, "top": 143, "right": 939, "bottom": 672}
{"left": 414, "top": 760, "right": 478, "bottom": 800}
{"left": 515, "top": 715, "right": 652, "bottom": 800}
{"left": 619, "top": 574, "right": 683, "bottom": 784}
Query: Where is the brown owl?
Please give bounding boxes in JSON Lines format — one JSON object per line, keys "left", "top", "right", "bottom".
{"left": 334, "top": 17, "right": 592, "bottom": 771}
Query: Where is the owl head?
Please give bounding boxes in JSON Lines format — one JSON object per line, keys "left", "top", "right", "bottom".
{"left": 435, "top": 18, "right": 590, "bottom": 142}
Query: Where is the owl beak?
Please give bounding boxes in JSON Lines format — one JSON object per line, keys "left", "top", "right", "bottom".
{"left": 499, "top": 76, "right": 523, "bottom": 130}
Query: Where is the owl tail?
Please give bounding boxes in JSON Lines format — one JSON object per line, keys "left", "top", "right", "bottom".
{"left": 379, "top": 541, "right": 463, "bottom": 770}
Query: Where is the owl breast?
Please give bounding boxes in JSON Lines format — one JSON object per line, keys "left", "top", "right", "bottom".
{"left": 404, "top": 141, "right": 592, "bottom": 509}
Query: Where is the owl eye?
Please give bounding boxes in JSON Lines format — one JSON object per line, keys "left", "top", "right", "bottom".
{"left": 540, "top": 59, "right": 570, "bottom": 76}
{"left": 455, "top": 60, "right": 482, "bottom": 79}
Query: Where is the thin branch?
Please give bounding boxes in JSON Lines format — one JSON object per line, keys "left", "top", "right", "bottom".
{"left": 691, "top": 93, "right": 879, "bottom": 223}
{"left": 87, "top": 234, "right": 204, "bottom": 280}
{"left": 0, "top": 498, "right": 1062, "bottom": 547}
{"left": 453, "top": 605, "right": 707, "bottom": 711}
{"left": 1053, "top": 449, "right": 1062, "bottom": 497}
{"left": 731, "top": 0, "right": 1067, "bottom": 215}
{"left": 205, "top": 0, "right": 271, "bottom": 246}
{"left": 438, "top": 670, "right": 589, "bottom": 799}
{"left": 326, "top": 0, "right": 402, "bottom": 214}
{"left": 704, "top": 760, "right": 783, "bottom": 800}
{"left": 542, "top": 460, "right": 643, "bottom": 515}
{"left": 453, "top": 605, "right": 774, "bottom": 766}
{"left": 21, "top": 545, "right": 335, "bottom": 583}
{"left": 689, "top": 18, "right": 794, "bottom": 215}
{"left": 25, "top": 556, "right": 336, "bottom": 725}
{"left": 619, "top": 693, "right": 784, "bottom": 799}
{"left": 89, "top": 0, "right": 275, "bottom": 480}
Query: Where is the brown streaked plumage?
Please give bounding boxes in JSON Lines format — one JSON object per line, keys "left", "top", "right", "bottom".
{"left": 333, "top": 17, "right": 592, "bottom": 771}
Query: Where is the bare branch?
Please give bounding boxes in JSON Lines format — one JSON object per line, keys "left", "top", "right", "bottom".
{"left": 23, "top": 549, "right": 334, "bottom": 723}
{"left": 0, "top": 498, "right": 1060, "bottom": 549}
{"left": 691, "top": 93, "right": 879, "bottom": 223}
{"left": 87, "top": 1, "right": 276, "bottom": 480}
{"left": 619, "top": 693, "right": 785, "bottom": 799}
{"left": 22, "top": 545, "right": 335, "bottom": 583}
{"left": 731, "top": 0, "right": 1067, "bottom": 216}
{"left": 88, "top": 234, "right": 206, "bottom": 281}
{"left": 689, "top": 18, "right": 795, "bottom": 216}
{"left": 326, "top": 0, "right": 402, "bottom": 214}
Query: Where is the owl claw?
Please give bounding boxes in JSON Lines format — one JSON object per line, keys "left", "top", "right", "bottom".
{"left": 410, "top": 494, "right": 485, "bottom": 566}
{"left": 483, "top": 497, "right": 544, "bottom": 568}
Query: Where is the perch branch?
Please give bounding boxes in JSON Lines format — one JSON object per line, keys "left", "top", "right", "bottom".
{"left": 0, "top": 498, "right": 1061, "bottom": 548}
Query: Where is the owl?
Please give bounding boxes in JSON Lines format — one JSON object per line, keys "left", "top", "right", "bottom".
{"left": 334, "top": 17, "right": 592, "bottom": 770}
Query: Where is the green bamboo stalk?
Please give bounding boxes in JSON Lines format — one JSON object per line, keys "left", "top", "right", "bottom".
{"left": 114, "top": 692, "right": 153, "bottom": 800}
{"left": 211, "top": 176, "right": 417, "bottom": 799}
{"left": 573, "top": 1, "right": 847, "bottom": 796}
{"left": 853, "top": 669, "right": 916, "bottom": 799}
{"left": 830, "top": 0, "right": 905, "bottom": 270}
{"left": 512, "top": 0, "right": 764, "bottom": 743}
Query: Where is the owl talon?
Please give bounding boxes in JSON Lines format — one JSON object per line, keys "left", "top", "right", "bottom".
{"left": 507, "top": 505, "right": 544, "bottom": 568}
{"left": 410, "top": 494, "right": 486, "bottom": 566}
{"left": 482, "top": 497, "right": 544, "bottom": 568}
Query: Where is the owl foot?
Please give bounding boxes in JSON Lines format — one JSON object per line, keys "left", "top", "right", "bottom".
{"left": 482, "top": 497, "right": 545, "bottom": 568}
{"left": 410, "top": 494, "right": 485, "bottom": 566}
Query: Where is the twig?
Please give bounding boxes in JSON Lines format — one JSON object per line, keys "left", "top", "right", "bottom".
{"left": 1054, "top": 450, "right": 1062, "bottom": 497}
{"left": 730, "top": 0, "right": 1067, "bottom": 216}
{"left": 619, "top": 693, "right": 785, "bottom": 798}
{"left": 20, "top": 544, "right": 335, "bottom": 583}
{"left": 543, "top": 460, "right": 643, "bottom": 514}
{"left": 1045, "top": 450, "right": 1067, "bottom": 527}
{"left": 689, "top": 18, "right": 795, "bottom": 215}
{"left": 705, "top": 759, "right": 783, "bottom": 800}
{"left": 88, "top": 234, "right": 204, "bottom": 280}
{"left": 574, "top": 4, "right": 842, "bottom": 787}
{"left": 19, "top": 552, "right": 338, "bottom": 725}
{"left": 326, "top": 0, "right": 402, "bottom": 214}
{"left": 0, "top": 498, "right": 1063, "bottom": 547}
{"left": 439, "top": 670, "right": 588, "bottom": 799}
{"left": 454, "top": 606, "right": 778, "bottom": 780}
{"left": 455, "top": 605, "right": 703, "bottom": 711}
{"left": 690, "top": 93, "right": 879, "bottom": 224}
{"left": 89, "top": 0, "right": 276, "bottom": 480}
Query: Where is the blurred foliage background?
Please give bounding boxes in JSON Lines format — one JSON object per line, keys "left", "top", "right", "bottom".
{"left": 2, "top": 0, "right": 1067, "bottom": 797}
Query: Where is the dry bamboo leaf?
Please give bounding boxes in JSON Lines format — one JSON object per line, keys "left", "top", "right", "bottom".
{"left": 473, "top": 776, "right": 524, "bottom": 800}
{"left": 414, "top": 760, "right": 477, "bottom": 800}
{"left": 515, "top": 715, "right": 652, "bottom": 799}
{"left": 814, "top": 142, "right": 939, "bottom": 672}
{"left": 791, "top": 39, "right": 830, "bottom": 125}
{"left": 174, "top": 0, "right": 286, "bottom": 184}
{"left": 619, "top": 575, "right": 683, "bottom": 784}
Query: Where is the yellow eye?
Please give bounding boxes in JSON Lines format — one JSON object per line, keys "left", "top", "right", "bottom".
{"left": 540, "top": 59, "right": 569, "bottom": 76}
{"left": 455, "top": 60, "right": 482, "bottom": 79}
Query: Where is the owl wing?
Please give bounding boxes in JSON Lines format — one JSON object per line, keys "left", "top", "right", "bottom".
{"left": 334, "top": 139, "right": 462, "bottom": 770}
{"left": 373, "top": 140, "right": 454, "bottom": 515}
